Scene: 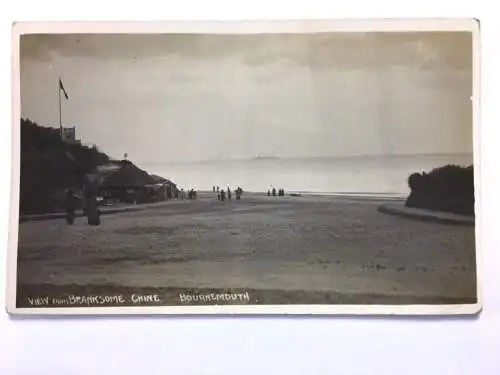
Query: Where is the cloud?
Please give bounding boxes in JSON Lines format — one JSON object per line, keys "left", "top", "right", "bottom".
{"left": 21, "top": 32, "right": 472, "bottom": 71}
{"left": 19, "top": 31, "right": 473, "bottom": 162}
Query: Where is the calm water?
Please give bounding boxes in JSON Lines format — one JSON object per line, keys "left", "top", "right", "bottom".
{"left": 141, "top": 154, "right": 473, "bottom": 196}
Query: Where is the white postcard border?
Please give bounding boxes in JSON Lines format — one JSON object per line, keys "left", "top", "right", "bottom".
{"left": 6, "top": 18, "right": 482, "bottom": 316}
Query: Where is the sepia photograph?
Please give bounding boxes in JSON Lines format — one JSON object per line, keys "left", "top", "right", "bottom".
{"left": 7, "top": 20, "right": 480, "bottom": 315}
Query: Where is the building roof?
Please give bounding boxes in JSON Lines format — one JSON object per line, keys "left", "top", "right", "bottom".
{"left": 96, "top": 160, "right": 156, "bottom": 188}
{"left": 150, "top": 174, "right": 175, "bottom": 185}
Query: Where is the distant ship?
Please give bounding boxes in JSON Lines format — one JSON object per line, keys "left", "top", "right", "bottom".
{"left": 253, "top": 154, "right": 280, "bottom": 160}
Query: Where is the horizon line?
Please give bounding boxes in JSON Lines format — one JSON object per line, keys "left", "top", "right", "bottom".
{"left": 138, "top": 152, "right": 474, "bottom": 166}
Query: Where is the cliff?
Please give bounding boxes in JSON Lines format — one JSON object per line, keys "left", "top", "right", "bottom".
{"left": 19, "top": 118, "right": 110, "bottom": 214}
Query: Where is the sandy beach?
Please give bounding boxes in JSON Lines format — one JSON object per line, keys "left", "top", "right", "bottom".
{"left": 15, "top": 192, "right": 477, "bottom": 306}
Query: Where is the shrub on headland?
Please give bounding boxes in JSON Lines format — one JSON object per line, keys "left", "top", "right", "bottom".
{"left": 405, "top": 164, "right": 474, "bottom": 216}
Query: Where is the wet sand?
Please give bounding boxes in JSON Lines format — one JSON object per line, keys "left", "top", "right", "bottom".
{"left": 15, "top": 192, "right": 477, "bottom": 307}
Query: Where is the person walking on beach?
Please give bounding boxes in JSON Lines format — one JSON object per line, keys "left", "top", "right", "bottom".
{"left": 213, "top": 186, "right": 216, "bottom": 193}
{"left": 167, "top": 184, "right": 173, "bottom": 200}
{"left": 84, "top": 185, "right": 100, "bottom": 226}
{"left": 220, "top": 189, "right": 226, "bottom": 201}
{"left": 227, "top": 186, "right": 232, "bottom": 200}
{"left": 86, "top": 195, "right": 100, "bottom": 226}
{"left": 272, "top": 187, "right": 276, "bottom": 197}
{"left": 64, "top": 187, "right": 77, "bottom": 225}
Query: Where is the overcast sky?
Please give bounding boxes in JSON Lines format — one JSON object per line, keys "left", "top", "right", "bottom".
{"left": 20, "top": 32, "right": 473, "bottom": 163}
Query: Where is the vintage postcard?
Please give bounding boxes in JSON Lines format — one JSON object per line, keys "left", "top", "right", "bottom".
{"left": 6, "top": 19, "right": 481, "bottom": 315}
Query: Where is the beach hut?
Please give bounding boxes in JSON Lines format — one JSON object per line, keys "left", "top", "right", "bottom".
{"left": 150, "top": 174, "right": 179, "bottom": 200}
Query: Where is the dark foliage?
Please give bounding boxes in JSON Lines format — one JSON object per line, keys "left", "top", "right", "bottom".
{"left": 405, "top": 164, "right": 474, "bottom": 216}
{"left": 19, "top": 118, "right": 110, "bottom": 214}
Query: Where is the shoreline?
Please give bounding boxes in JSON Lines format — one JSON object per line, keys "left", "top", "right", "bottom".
{"left": 195, "top": 189, "right": 407, "bottom": 199}
{"left": 18, "top": 191, "right": 406, "bottom": 220}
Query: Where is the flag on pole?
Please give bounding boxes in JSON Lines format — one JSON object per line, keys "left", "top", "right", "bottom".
{"left": 59, "top": 78, "right": 69, "bottom": 100}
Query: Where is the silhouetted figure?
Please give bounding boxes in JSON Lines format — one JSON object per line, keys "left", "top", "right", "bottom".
{"left": 236, "top": 187, "right": 242, "bottom": 200}
{"left": 267, "top": 190, "right": 270, "bottom": 196}
{"left": 213, "top": 186, "right": 216, "bottom": 193}
{"left": 221, "top": 189, "right": 226, "bottom": 201}
{"left": 216, "top": 186, "right": 220, "bottom": 193}
{"left": 272, "top": 187, "right": 276, "bottom": 197}
{"left": 227, "top": 187, "right": 232, "bottom": 200}
{"left": 167, "top": 184, "right": 172, "bottom": 200}
{"left": 87, "top": 196, "right": 100, "bottom": 226}
{"left": 180, "top": 188, "right": 185, "bottom": 200}
{"left": 84, "top": 186, "right": 100, "bottom": 226}
{"left": 65, "top": 187, "right": 77, "bottom": 225}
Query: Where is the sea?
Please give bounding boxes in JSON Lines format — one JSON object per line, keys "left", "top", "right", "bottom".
{"left": 141, "top": 153, "right": 474, "bottom": 197}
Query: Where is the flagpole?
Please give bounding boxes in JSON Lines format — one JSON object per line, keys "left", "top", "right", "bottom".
{"left": 58, "top": 78, "right": 62, "bottom": 139}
